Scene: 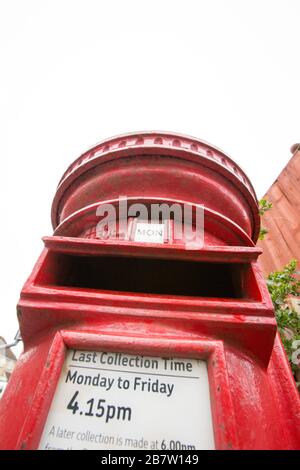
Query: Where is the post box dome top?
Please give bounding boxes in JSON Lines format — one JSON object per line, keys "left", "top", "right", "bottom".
{"left": 51, "top": 131, "right": 260, "bottom": 244}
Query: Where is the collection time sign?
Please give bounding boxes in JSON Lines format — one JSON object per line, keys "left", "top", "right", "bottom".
{"left": 38, "top": 349, "right": 215, "bottom": 450}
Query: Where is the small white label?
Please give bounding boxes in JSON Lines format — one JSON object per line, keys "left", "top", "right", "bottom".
{"left": 134, "top": 222, "right": 165, "bottom": 244}
{"left": 38, "top": 350, "right": 215, "bottom": 450}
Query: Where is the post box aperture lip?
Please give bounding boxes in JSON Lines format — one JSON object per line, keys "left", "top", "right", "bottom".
{"left": 33, "top": 251, "right": 262, "bottom": 302}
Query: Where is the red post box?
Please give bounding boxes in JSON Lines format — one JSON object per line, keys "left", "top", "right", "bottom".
{"left": 0, "top": 132, "right": 299, "bottom": 450}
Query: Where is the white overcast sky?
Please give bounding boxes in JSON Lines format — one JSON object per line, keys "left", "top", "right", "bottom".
{"left": 0, "top": 1, "right": 299, "bottom": 347}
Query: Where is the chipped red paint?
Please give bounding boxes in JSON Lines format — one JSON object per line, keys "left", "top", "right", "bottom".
{"left": 0, "top": 132, "right": 299, "bottom": 450}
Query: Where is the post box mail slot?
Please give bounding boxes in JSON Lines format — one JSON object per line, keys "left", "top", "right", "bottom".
{"left": 34, "top": 252, "right": 261, "bottom": 301}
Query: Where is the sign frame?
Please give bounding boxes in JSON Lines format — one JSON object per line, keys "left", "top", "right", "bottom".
{"left": 15, "top": 329, "right": 238, "bottom": 450}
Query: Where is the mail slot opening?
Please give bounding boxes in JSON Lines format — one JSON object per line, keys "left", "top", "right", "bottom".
{"left": 35, "top": 253, "right": 261, "bottom": 300}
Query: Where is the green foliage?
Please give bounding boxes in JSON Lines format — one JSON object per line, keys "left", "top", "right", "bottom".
{"left": 258, "top": 227, "right": 268, "bottom": 240}
{"left": 267, "top": 260, "right": 300, "bottom": 380}
{"left": 258, "top": 199, "right": 272, "bottom": 240}
{"left": 259, "top": 198, "right": 273, "bottom": 216}
{"left": 267, "top": 260, "right": 300, "bottom": 306}
{"left": 258, "top": 198, "right": 300, "bottom": 386}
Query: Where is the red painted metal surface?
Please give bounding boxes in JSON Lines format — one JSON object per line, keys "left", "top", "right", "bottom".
{"left": 0, "top": 132, "right": 299, "bottom": 450}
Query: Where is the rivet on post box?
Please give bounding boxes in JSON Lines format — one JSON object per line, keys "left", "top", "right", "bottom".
{"left": 0, "top": 132, "right": 299, "bottom": 450}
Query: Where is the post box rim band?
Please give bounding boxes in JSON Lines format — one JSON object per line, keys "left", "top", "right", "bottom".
{"left": 51, "top": 132, "right": 260, "bottom": 243}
